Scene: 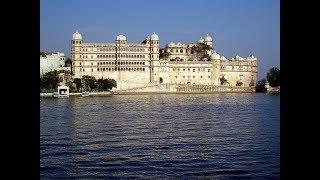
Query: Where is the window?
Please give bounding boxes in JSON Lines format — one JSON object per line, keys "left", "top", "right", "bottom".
{"left": 183, "top": 76, "right": 185, "bottom": 78}
{"left": 193, "top": 69, "right": 195, "bottom": 72}
{"left": 180, "top": 49, "right": 183, "bottom": 53}
{"left": 97, "top": 68, "right": 99, "bottom": 71}
{"left": 175, "top": 76, "right": 177, "bottom": 79}
{"left": 208, "top": 69, "right": 210, "bottom": 72}
{"left": 183, "top": 69, "right": 185, "bottom": 71}
{"left": 91, "top": 69, "right": 93, "bottom": 72}
{"left": 188, "top": 68, "right": 190, "bottom": 71}
{"left": 208, "top": 76, "right": 210, "bottom": 78}
{"left": 200, "top": 76, "right": 202, "bottom": 78}
{"left": 193, "top": 76, "right": 195, "bottom": 78}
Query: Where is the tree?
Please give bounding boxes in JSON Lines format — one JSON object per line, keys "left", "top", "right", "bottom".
{"left": 267, "top": 67, "right": 280, "bottom": 87}
{"left": 65, "top": 57, "right": 72, "bottom": 67}
{"left": 159, "top": 51, "right": 171, "bottom": 59}
{"left": 219, "top": 76, "right": 228, "bottom": 85}
{"left": 97, "top": 78, "right": 117, "bottom": 91}
{"left": 189, "top": 43, "right": 212, "bottom": 60}
{"left": 73, "top": 78, "right": 83, "bottom": 91}
{"left": 40, "top": 70, "right": 61, "bottom": 90}
{"left": 82, "top": 75, "right": 97, "bottom": 91}
{"left": 66, "top": 82, "right": 77, "bottom": 92}
{"left": 255, "top": 78, "right": 267, "bottom": 92}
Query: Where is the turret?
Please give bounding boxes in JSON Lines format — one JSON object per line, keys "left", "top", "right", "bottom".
{"left": 71, "top": 31, "right": 83, "bottom": 76}
{"left": 116, "top": 34, "right": 127, "bottom": 45}
{"left": 211, "top": 51, "right": 221, "bottom": 86}
{"left": 149, "top": 32, "right": 160, "bottom": 83}
{"left": 204, "top": 34, "right": 213, "bottom": 54}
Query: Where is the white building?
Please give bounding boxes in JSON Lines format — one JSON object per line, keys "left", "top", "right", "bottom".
{"left": 71, "top": 31, "right": 258, "bottom": 90}
{"left": 40, "top": 52, "right": 69, "bottom": 75}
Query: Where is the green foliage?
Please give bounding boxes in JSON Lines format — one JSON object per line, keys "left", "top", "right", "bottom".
{"left": 82, "top": 75, "right": 97, "bottom": 91}
{"left": 255, "top": 78, "right": 267, "bottom": 92}
{"left": 65, "top": 57, "right": 72, "bottom": 67}
{"left": 40, "top": 70, "right": 60, "bottom": 90}
{"left": 159, "top": 51, "right": 171, "bottom": 59}
{"left": 190, "top": 43, "right": 212, "bottom": 54}
{"left": 97, "top": 78, "right": 117, "bottom": 91}
{"left": 219, "top": 76, "right": 228, "bottom": 85}
{"left": 267, "top": 67, "right": 280, "bottom": 87}
{"left": 66, "top": 82, "right": 77, "bottom": 92}
{"left": 40, "top": 89, "right": 55, "bottom": 93}
{"left": 189, "top": 43, "right": 212, "bottom": 60}
{"left": 73, "top": 78, "right": 83, "bottom": 91}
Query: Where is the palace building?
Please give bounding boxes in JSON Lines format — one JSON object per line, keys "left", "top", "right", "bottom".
{"left": 71, "top": 31, "right": 257, "bottom": 90}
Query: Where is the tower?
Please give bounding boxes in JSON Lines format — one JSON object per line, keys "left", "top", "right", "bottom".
{"left": 149, "top": 32, "right": 159, "bottom": 83}
{"left": 115, "top": 34, "right": 127, "bottom": 90}
{"left": 204, "top": 34, "right": 213, "bottom": 54}
{"left": 71, "top": 31, "right": 83, "bottom": 77}
{"left": 211, "top": 51, "right": 221, "bottom": 86}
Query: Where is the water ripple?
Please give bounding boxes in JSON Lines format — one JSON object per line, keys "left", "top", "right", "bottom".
{"left": 41, "top": 93, "right": 280, "bottom": 179}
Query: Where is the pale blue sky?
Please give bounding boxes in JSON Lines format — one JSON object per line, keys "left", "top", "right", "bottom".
{"left": 40, "top": 0, "right": 279, "bottom": 79}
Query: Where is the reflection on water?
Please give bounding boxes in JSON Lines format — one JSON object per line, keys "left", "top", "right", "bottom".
{"left": 40, "top": 93, "right": 280, "bottom": 179}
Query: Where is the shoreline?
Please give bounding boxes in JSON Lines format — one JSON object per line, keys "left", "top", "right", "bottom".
{"left": 40, "top": 90, "right": 256, "bottom": 98}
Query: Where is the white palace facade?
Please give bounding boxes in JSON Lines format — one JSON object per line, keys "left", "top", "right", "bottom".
{"left": 71, "top": 31, "right": 258, "bottom": 91}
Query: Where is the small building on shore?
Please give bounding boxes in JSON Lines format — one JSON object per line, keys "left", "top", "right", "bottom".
{"left": 57, "top": 85, "right": 69, "bottom": 96}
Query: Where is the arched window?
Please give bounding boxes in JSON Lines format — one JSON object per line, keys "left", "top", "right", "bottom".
{"left": 180, "top": 49, "right": 183, "bottom": 53}
{"left": 97, "top": 68, "right": 100, "bottom": 71}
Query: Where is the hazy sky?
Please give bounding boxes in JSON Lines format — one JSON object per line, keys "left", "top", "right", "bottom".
{"left": 41, "top": 0, "right": 279, "bottom": 79}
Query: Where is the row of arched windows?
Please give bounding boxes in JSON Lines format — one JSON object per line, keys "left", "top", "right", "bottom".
{"left": 97, "top": 67, "right": 145, "bottom": 71}
{"left": 169, "top": 49, "right": 185, "bottom": 53}
{"left": 97, "top": 54, "right": 145, "bottom": 58}
{"left": 98, "top": 61, "right": 145, "bottom": 66}
{"left": 99, "top": 47, "right": 145, "bottom": 52}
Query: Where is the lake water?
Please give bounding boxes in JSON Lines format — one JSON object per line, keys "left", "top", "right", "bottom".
{"left": 40, "top": 93, "right": 280, "bottom": 179}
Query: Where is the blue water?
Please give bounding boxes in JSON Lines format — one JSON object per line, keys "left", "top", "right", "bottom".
{"left": 40, "top": 93, "right": 280, "bottom": 179}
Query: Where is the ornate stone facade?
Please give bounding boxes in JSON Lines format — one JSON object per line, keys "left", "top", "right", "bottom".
{"left": 71, "top": 31, "right": 258, "bottom": 90}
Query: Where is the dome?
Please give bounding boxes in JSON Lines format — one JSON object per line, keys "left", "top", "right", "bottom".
{"left": 72, "top": 31, "right": 82, "bottom": 40}
{"left": 168, "top": 42, "right": 175, "bottom": 46}
{"left": 150, "top": 32, "right": 159, "bottom": 40}
{"left": 116, "top": 34, "right": 127, "bottom": 41}
{"left": 247, "top": 54, "right": 257, "bottom": 60}
{"left": 204, "top": 34, "right": 212, "bottom": 42}
{"left": 220, "top": 56, "right": 227, "bottom": 60}
{"left": 198, "top": 37, "right": 204, "bottom": 43}
{"left": 235, "top": 55, "right": 244, "bottom": 60}
{"left": 210, "top": 51, "right": 220, "bottom": 60}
